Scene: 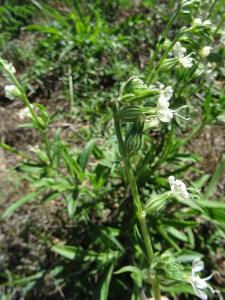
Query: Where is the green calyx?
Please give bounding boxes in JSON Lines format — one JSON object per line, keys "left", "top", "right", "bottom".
{"left": 145, "top": 192, "right": 172, "bottom": 215}
{"left": 120, "top": 76, "right": 159, "bottom": 103}
{"left": 124, "top": 116, "right": 145, "bottom": 157}
{"left": 151, "top": 251, "right": 185, "bottom": 286}
{"left": 120, "top": 105, "right": 156, "bottom": 122}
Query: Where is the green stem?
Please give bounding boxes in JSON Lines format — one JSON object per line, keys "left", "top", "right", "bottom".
{"left": 42, "top": 131, "right": 52, "bottom": 165}
{"left": 207, "top": 0, "right": 217, "bottom": 18}
{"left": 20, "top": 92, "right": 39, "bottom": 124}
{"left": 113, "top": 104, "right": 161, "bottom": 299}
{"left": 147, "top": 32, "right": 181, "bottom": 85}
{"left": 2, "top": 68, "right": 53, "bottom": 165}
{"left": 0, "top": 142, "right": 39, "bottom": 163}
{"left": 68, "top": 65, "right": 74, "bottom": 109}
{"left": 213, "top": 12, "right": 225, "bottom": 36}
{"left": 124, "top": 157, "right": 154, "bottom": 263}
{"left": 145, "top": 8, "right": 179, "bottom": 83}
{"left": 5, "top": 71, "right": 41, "bottom": 127}
{"left": 151, "top": 275, "right": 161, "bottom": 300}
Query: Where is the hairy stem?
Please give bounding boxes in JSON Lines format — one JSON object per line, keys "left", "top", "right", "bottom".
{"left": 113, "top": 104, "right": 161, "bottom": 299}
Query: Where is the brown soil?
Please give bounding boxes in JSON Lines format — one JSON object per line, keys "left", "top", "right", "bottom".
{"left": 188, "top": 124, "right": 225, "bottom": 194}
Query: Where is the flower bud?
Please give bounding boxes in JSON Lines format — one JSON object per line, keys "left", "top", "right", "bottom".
{"left": 125, "top": 116, "right": 144, "bottom": 157}
{"left": 181, "top": 0, "right": 201, "bottom": 9}
{"left": 192, "top": 18, "right": 202, "bottom": 27}
{"left": 120, "top": 76, "right": 159, "bottom": 103}
{"left": 0, "top": 58, "right": 16, "bottom": 73}
{"left": 159, "top": 58, "right": 178, "bottom": 72}
{"left": 120, "top": 105, "right": 155, "bottom": 122}
{"left": 0, "top": 58, "right": 16, "bottom": 81}
{"left": 151, "top": 251, "right": 185, "bottom": 286}
{"left": 162, "top": 39, "right": 172, "bottom": 51}
{"left": 145, "top": 192, "right": 171, "bottom": 215}
{"left": 199, "top": 46, "right": 212, "bottom": 58}
{"left": 4, "top": 84, "right": 21, "bottom": 100}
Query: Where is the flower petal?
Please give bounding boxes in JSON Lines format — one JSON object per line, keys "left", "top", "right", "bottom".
{"left": 194, "top": 277, "right": 208, "bottom": 289}
{"left": 193, "top": 259, "right": 204, "bottom": 273}
{"left": 195, "top": 288, "right": 208, "bottom": 300}
{"left": 157, "top": 108, "right": 173, "bottom": 122}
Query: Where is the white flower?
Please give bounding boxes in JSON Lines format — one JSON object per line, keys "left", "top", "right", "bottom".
{"left": 190, "top": 259, "right": 220, "bottom": 300}
{"left": 156, "top": 85, "right": 190, "bottom": 123}
{"left": 157, "top": 86, "right": 174, "bottom": 122}
{"left": 168, "top": 176, "right": 189, "bottom": 200}
{"left": 179, "top": 55, "right": 194, "bottom": 68}
{"left": 157, "top": 107, "right": 174, "bottom": 123}
{"left": 199, "top": 46, "right": 212, "bottom": 58}
{"left": 158, "top": 86, "right": 173, "bottom": 103}
{"left": 0, "top": 59, "right": 16, "bottom": 76}
{"left": 173, "top": 42, "right": 194, "bottom": 68}
{"left": 192, "top": 18, "right": 212, "bottom": 28}
{"left": 18, "top": 106, "right": 33, "bottom": 119}
{"left": 28, "top": 144, "right": 39, "bottom": 153}
{"left": 173, "top": 42, "right": 187, "bottom": 58}
{"left": 4, "top": 62, "right": 16, "bottom": 74}
{"left": 4, "top": 85, "right": 21, "bottom": 100}
{"left": 192, "top": 18, "right": 202, "bottom": 26}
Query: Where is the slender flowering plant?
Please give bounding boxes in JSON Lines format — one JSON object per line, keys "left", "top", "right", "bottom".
{"left": 112, "top": 1, "right": 221, "bottom": 299}
{"left": 0, "top": 1, "right": 222, "bottom": 299}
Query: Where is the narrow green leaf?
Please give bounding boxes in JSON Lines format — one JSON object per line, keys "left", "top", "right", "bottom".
{"left": 166, "top": 226, "right": 188, "bottom": 242}
{"left": 78, "top": 139, "right": 95, "bottom": 171}
{"left": 62, "top": 149, "right": 84, "bottom": 181}
{"left": 204, "top": 154, "right": 225, "bottom": 199}
{"left": 26, "top": 24, "right": 61, "bottom": 36}
{"left": 0, "top": 271, "right": 43, "bottom": 287}
{"left": 66, "top": 193, "right": 77, "bottom": 218}
{"left": 114, "top": 266, "right": 141, "bottom": 275}
{"left": 100, "top": 264, "right": 114, "bottom": 300}
{"left": 52, "top": 244, "right": 77, "bottom": 260}
{"left": 0, "top": 142, "right": 19, "bottom": 155}
{"left": 198, "top": 199, "right": 225, "bottom": 209}
{"left": 1, "top": 192, "right": 39, "bottom": 219}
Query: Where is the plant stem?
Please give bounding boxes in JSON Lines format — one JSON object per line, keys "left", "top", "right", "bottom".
{"left": 147, "top": 32, "right": 181, "bottom": 85}
{"left": 113, "top": 104, "right": 161, "bottom": 300}
{"left": 0, "top": 142, "right": 39, "bottom": 163}
{"left": 6, "top": 71, "right": 41, "bottom": 127}
{"left": 68, "top": 64, "right": 74, "bottom": 109}
{"left": 42, "top": 131, "right": 52, "bottom": 165}
{"left": 151, "top": 275, "right": 161, "bottom": 300}
{"left": 124, "top": 157, "right": 154, "bottom": 263}
{"left": 145, "top": 7, "right": 179, "bottom": 84}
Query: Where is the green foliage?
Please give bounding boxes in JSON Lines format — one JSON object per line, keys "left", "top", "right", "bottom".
{"left": 0, "top": 0, "right": 225, "bottom": 299}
